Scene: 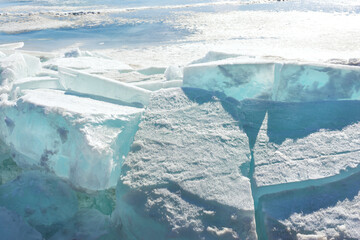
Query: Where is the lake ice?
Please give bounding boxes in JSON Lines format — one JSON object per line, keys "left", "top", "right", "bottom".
{"left": 1, "top": 0, "right": 360, "bottom": 239}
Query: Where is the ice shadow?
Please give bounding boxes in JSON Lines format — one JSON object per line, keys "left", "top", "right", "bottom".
{"left": 117, "top": 180, "right": 255, "bottom": 240}
{"left": 257, "top": 171, "right": 360, "bottom": 239}
{"left": 266, "top": 100, "right": 360, "bottom": 145}
{"left": 182, "top": 87, "right": 360, "bottom": 147}
{"left": 182, "top": 87, "right": 269, "bottom": 150}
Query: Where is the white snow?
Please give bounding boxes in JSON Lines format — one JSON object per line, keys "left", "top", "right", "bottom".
{"left": 259, "top": 171, "right": 360, "bottom": 239}
{"left": 164, "top": 65, "right": 183, "bottom": 81}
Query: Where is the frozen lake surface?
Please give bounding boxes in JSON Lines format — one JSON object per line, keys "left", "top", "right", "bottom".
{"left": 1, "top": 0, "right": 360, "bottom": 239}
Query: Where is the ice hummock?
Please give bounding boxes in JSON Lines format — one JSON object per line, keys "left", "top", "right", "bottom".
{"left": 117, "top": 88, "right": 256, "bottom": 240}
{"left": 1, "top": 44, "right": 360, "bottom": 239}
{"left": 0, "top": 89, "right": 143, "bottom": 190}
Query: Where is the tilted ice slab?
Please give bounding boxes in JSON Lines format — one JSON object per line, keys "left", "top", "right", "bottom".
{"left": 44, "top": 56, "right": 133, "bottom": 78}
{"left": 253, "top": 100, "right": 360, "bottom": 196}
{"left": 0, "top": 42, "right": 24, "bottom": 50}
{"left": 0, "top": 207, "right": 42, "bottom": 240}
{"left": 117, "top": 88, "right": 256, "bottom": 240}
{"left": 0, "top": 89, "right": 143, "bottom": 190}
{"left": 183, "top": 55, "right": 360, "bottom": 102}
{"left": 0, "top": 52, "right": 41, "bottom": 93}
{"left": 183, "top": 59, "right": 275, "bottom": 101}
{"left": 59, "top": 67, "right": 151, "bottom": 106}
{"left": 273, "top": 62, "right": 360, "bottom": 102}
{"left": 13, "top": 76, "right": 63, "bottom": 92}
{"left": 131, "top": 79, "right": 183, "bottom": 91}
{"left": 258, "top": 171, "right": 360, "bottom": 240}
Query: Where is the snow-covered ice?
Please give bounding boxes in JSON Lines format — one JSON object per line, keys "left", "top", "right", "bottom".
{"left": 44, "top": 54, "right": 133, "bottom": 79}
{"left": 117, "top": 88, "right": 256, "bottom": 239}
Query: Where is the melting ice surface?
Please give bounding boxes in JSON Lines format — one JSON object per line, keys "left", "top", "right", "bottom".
{"left": 1, "top": 0, "right": 360, "bottom": 239}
